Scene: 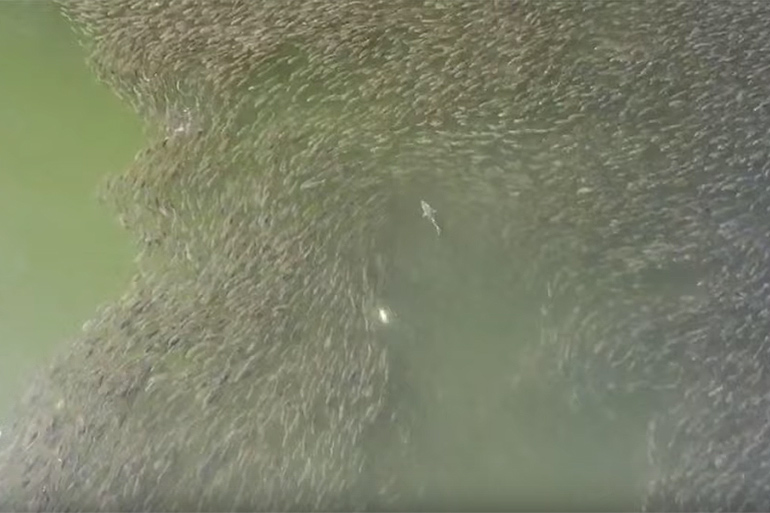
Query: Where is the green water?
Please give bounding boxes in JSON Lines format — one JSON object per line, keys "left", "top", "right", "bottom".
{"left": 0, "top": 1, "right": 142, "bottom": 418}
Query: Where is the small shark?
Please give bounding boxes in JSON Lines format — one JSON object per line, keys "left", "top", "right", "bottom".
{"left": 420, "top": 199, "right": 441, "bottom": 236}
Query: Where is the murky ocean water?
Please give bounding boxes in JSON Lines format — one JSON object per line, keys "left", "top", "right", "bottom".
{"left": 0, "top": 1, "right": 140, "bottom": 418}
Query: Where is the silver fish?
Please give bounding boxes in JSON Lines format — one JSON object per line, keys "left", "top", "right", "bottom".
{"left": 420, "top": 199, "right": 441, "bottom": 236}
